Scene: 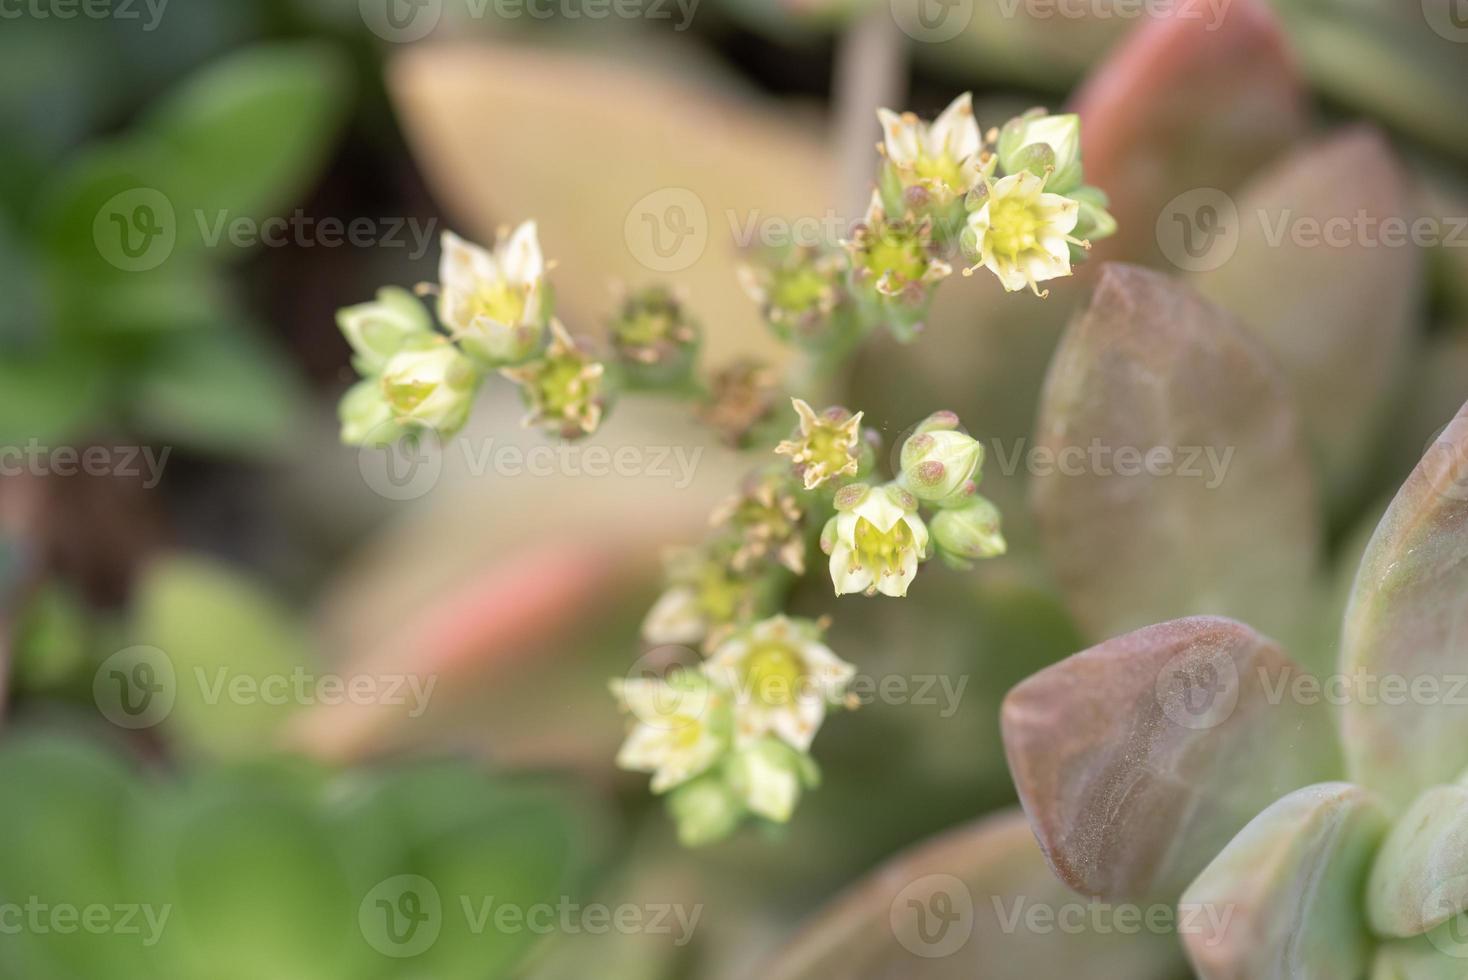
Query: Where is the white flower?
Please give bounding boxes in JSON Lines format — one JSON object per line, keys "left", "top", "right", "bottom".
{"left": 823, "top": 483, "right": 930, "bottom": 598}
{"left": 336, "top": 286, "right": 431, "bottom": 375}
{"left": 702, "top": 616, "right": 855, "bottom": 751}
{"left": 379, "top": 341, "right": 480, "bottom": 434}
{"left": 963, "top": 171, "right": 1084, "bottom": 296}
{"left": 611, "top": 674, "right": 729, "bottom": 793}
{"left": 437, "top": 224, "right": 547, "bottom": 365}
{"left": 877, "top": 93, "right": 984, "bottom": 199}
{"left": 338, "top": 379, "right": 404, "bottom": 446}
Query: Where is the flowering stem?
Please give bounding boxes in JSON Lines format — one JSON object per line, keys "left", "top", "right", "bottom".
{"left": 833, "top": 4, "right": 908, "bottom": 219}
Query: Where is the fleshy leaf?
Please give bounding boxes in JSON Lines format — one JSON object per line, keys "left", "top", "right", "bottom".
{"left": 1030, "top": 264, "right": 1320, "bottom": 649}
{"left": 1002, "top": 616, "right": 1340, "bottom": 905}
{"left": 761, "top": 810, "right": 1183, "bottom": 979}
{"left": 1368, "top": 784, "right": 1468, "bottom": 938}
{"left": 1071, "top": 0, "right": 1306, "bottom": 265}
{"left": 1191, "top": 128, "right": 1420, "bottom": 506}
{"left": 1371, "top": 927, "right": 1468, "bottom": 978}
{"left": 389, "top": 42, "right": 831, "bottom": 367}
{"left": 1180, "top": 782, "right": 1388, "bottom": 980}
{"left": 1339, "top": 400, "right": 1468, "bottom": 809}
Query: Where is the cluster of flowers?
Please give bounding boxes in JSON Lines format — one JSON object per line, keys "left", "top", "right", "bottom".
{"left": 614, "top": 401, "right": 1006, "bottom": 844}
{"left": 330, "top": 93, "right": 1108, "bottom": 846}
{"left": 335, "top": 224, "right": 703, "bottom": 444}
{"left": 740, "top": 95, "right": 1116, "bottom": 350}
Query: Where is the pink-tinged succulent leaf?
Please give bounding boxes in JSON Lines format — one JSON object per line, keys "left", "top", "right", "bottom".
{"left": 389, "top": 42, "right": 831, "bottom": 367}
{"left": 1030, "top": 264, "right": 1320, "bottom": 649}
{"left": 1340, "top": 400, "right": 1468, "bottom": 810}
{"left": 1368, "top": 784, "right": 1468, "bottom": 939}
{"left": 761, "top": 809, "right": 1184, "bottom": 980}
{"left": 1071, "top": 0, "right": 1307, "bottom": 266}
{"left": 1180, "top": 782, "right": 1389, "bottom": 980}
{"left": 1191, "top": 128, "right": 1421, "bottom": 506}
{"left": 1002, "top": 616, "right": 1341, "bottom": 906}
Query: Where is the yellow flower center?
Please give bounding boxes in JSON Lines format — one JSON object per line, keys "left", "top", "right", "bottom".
{"left": 696, "top": 566, "right": 744, "bottom": 622}
{"left": 770, "top": 265, "right": 829, "bottom": 314}
{"left": 668, "top": 714, "right": 707, "bottom": 750}
{"left": 469, "top": 281, "right": 527, "bottom": 325}
{"left": 913, "top": 151, "right": 966, "bottom": 194}
{"left": 987, "top": 194, "right": 1045, "bottom": 261}
{"left": 863, "top": 229, "right": 928, "bottom": 285}
{"left": 383, "top": 378, "right": 434, "bottom": 414}
{"left": 741, "top": 643, "right": 805, "bottom": 707}
{"left": 853, "top": 516, "right": 914, "bottom": 575}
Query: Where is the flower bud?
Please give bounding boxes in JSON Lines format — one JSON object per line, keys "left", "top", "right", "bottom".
{"left": 338, "top": 378, "right": 406, "bottom": 446}
{"left": 930, "top": 496, "right": 1006, "bottom": 569}
{"left": 998, "top": 111, "right": 1082, "bottom": 194}
{"left": 336, "top": 287, "right": 432, "bottom": 375}
{"left": 379, "top": 341, "right": 480, "bottom": 435}
{"left": 737, "top": 247, "right": 847, "bottom": 350}
{"left": 726, "top": 737, "right": 819, "bottom": 824}
{"left": 845, "top": 193, "right": 952, "bottom": 341}
{"left": 608, "top": 284, "right": 700, "bottom": 389}
{"left": 697, "top": 360, "right": 780, "bottom": 448}
{"left": 899, "top": 426, "right": 984, "bottom": 503}
{"left": 666, "top": 772, "right": 744, "bottom": 847}
{"left": 710, "top": 470, "right": 806, "bottom": 575}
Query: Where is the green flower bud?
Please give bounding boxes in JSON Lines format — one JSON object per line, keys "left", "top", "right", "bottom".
{"left": 930, "top": 496, "right": 1006, "bottom": 569}
{"left": 666, "top": 771, "right": 744, "bottom": 847}
{"left": 844, "top": 193, "right": 952, "bottom": 341}
{"left": 379, "top": 341, "right": 480, "bottom": 435}
{"left": 608, "top": 285, "right": 699, "bottom": 389}
{"left": 998, "top": 111, "right": 1082, "bottom": 194}
{"left": 338, "top": 378, "right": 407, "bottom": 446}
{"left": 726, "top": 737, "right": 819, "bottom": 824}
{"left": 737, "top": 247, "right": 849, "bottom": 350}
{"left": 336, "top": 286, "right": 432, "bottom": 375}
{"left": 1069, "top": 185, "right": 1118, "bottom": 253}
{"left": 899, "top": 425, "right": 984, "bottom": 503}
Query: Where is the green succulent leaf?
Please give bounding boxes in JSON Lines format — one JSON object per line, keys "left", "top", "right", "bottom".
{"left": 1367, "top": 784, "right": 1468, "bottom": 938}
{"left": 1001, "top": 616, "right": 1341, "bottom": 906}
{"left": 1190, "top": 128, "right": 1421, "bottom": 511}
{"left": 1030, "top": 264, "right": 1321, "bottom": 651}
{"left": 760, "top": 810, "right": 1184, "bottom": 980}
{"left": 1180, "top": 782, "right": 1388, "bottom": 980}
{"left": 1340, "top": 400, "right": 1468, "bottom": 809}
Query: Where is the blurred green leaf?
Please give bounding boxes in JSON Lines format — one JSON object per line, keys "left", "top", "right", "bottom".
{"left": 141, "top": 42, "right": 352, "bottom": 256}
{"left": 12, "top": 581, "right": 91, "bottom": 693}
{"left": 127, "top": 325, "right": 306, "bottom": 455}
{"left": 129, "top": 555, "right": 316, "bottom": 759}
{"left": 1367, "top": 783, "right": 1468, "bottom": 938}
{"left": 0, "top": 347, "right": 109, "bottom": 447}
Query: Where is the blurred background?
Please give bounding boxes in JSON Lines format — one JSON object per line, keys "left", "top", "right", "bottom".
{"left": 0, "top": 0, "right": 1465, "bottom": 976}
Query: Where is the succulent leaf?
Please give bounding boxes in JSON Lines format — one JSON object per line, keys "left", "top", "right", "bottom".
{"left": 1001, "top": 616, "right": 1340, "bottom": 905}
{"left": 1180, "top": 782, "right": 1389, "bottom": 980}
{"left": 1030, "top": 264, "right": 1320, "bottom": 651}
{"left": 1367, "top": 784, "right": 1468, "bottom": 939}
